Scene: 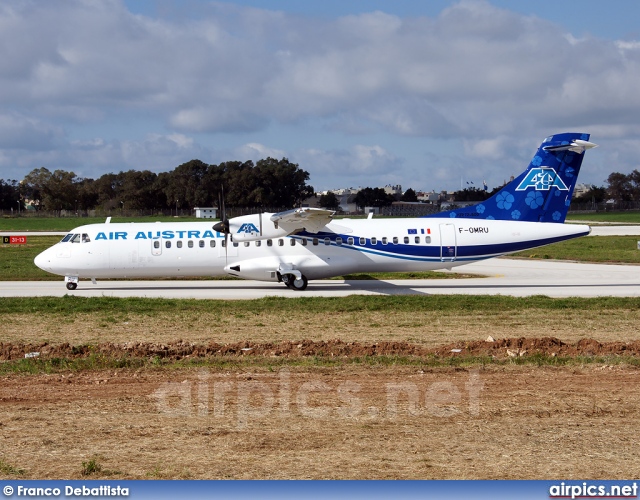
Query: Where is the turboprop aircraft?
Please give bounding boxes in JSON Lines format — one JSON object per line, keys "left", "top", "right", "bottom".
{"left": 34, "top": 132, "right": 596, "bottom": 291}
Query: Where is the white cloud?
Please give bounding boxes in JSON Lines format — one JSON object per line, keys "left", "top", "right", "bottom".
{"left": 233, "top": 143, "right": 287, "bottom": 162}
{"left": 0, "top": 0, "right": 639, "bottom": 190}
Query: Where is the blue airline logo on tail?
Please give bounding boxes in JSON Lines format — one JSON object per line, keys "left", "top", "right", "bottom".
{"left": 515, "top": 167, "right": 569, "bottom": 191}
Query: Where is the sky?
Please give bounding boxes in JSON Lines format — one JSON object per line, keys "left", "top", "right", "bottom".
{"left": 1, "top": 0, "right": 640, "bottom": 194}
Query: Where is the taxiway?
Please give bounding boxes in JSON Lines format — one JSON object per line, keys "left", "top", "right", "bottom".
{"left": 2, "top": 258, "right": 639, "bottom": 299}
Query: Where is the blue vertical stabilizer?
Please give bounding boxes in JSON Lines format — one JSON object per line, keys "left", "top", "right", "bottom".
{"left": 427, "top": 133, "right": 597, "bottom": 223}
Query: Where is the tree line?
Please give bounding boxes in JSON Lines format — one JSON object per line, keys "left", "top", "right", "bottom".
{"left": 2, "top": 162, "right": 640, "bottom": 213}
{"left": 0, "top": 158, "right": 314, "bottom": 213}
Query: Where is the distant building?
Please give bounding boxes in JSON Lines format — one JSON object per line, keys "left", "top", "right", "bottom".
{"left": 417, "top": 191, "right": 440, "bottom": 204}
{"left": 194, "top": 207, "right": 218, "bottom": 219}
{"left": 384, "top": 184, "right": 402, "bottom": 198}
{"left": 381, "top": 202, "right": 439, "bottom": 217}
{"left": 573, "top": 184, "right": 591, "bottom": 198}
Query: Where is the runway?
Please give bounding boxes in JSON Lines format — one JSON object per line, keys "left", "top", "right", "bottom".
{"left": 3, "top": 258, "right": 640, "bottom": 298}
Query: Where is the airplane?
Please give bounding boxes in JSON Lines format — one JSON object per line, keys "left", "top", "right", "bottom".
{"left": 34, "top": 132, "right": 597, "bottom": 291}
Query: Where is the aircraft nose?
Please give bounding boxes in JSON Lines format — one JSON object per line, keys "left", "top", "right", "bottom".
{"left": 34, "top": 250, "right": 50, "bottom": 271}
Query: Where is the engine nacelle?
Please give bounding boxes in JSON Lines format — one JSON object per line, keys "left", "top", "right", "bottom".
{"left": 223, "top": 257, "right": 293, "bottom": 281}
{"left": 228, "top": 213, "right": 290, "bottom": 242}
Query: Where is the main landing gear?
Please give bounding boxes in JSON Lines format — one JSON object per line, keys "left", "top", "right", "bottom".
{"left": 66, "top": 282, "right": 78, "bottom": 291}
{"left": 280, "top": 273, "right": 308, "bottom": 291}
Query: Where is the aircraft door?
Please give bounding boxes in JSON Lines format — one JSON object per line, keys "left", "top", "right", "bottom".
{"left": 439, "top": 223, "right": 457, "bottom": 262}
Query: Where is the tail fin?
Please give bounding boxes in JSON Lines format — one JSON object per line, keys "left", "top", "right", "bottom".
{"left": 427, "top": 132, "right": 597, "bottom": 223}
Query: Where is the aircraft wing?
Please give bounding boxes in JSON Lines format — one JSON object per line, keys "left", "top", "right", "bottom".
{"left": 270, "top": 208, "right": 335, "bottom": 234}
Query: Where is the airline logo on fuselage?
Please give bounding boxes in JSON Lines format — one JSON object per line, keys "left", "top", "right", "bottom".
{"left": 515, "top": 167, "right": 568, "bottom": 191}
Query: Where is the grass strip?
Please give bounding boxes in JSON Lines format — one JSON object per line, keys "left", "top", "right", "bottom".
{"left": 1, "top": 294, "right": 639, "bottom": 316}
{"left": 3, "top": 351, "right": 640, "bottom": 376}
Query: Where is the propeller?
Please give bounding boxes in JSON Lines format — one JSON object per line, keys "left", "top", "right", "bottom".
{"left": 212, "top": 187, "right": 230, "bottom": 264}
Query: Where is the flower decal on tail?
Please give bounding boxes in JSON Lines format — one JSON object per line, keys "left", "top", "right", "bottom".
{"left": 496, "top": 192, "right": 514, "bottom": 210}
{"left": 525, "top": 191, "right": 544, "bottom": 209}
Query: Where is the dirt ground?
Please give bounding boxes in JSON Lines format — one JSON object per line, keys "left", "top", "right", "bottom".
{"left": 2, "top": 306, "right": 640, "bottom": 479}
{"left": 1, "top": 364, "right": 640, "bottom": 479}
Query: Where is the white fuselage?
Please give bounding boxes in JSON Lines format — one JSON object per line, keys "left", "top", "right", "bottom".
{"left": 34, "top": 218, "right": 590, "bottom": 282}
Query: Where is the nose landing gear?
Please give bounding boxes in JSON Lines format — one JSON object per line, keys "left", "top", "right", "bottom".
{"left": 64, "top": 276, "right": 79, "bottom": 291}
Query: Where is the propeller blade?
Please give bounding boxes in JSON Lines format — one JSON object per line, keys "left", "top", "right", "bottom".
{"left": 214, "top": 185, "right": 228, "bottom": 265}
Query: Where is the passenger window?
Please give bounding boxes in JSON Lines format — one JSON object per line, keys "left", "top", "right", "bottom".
{"left": 347, "top": 237, "right": 354, "bottom": 245}
{"left": 371, "top": 237, "right": 377, "bottom": 245}
{"left": 313, "top": 238, "right": 319, "bottom": 246}
{"left": 188, "top": 240, "right": 194, "bottom": 248}
{"left": 336, "top": 237, "right": 342, "bottom": 245}
{"left": 199, "top": 240, "right": 205, "bottom": 248}
{"left": 61, "top": 234, "right": 73, "bottom": 243}
{"left": 301, "top": 238, "right": 307, "bottom": 246}
{"left": 278, "top": 239, "right": 284, "bottom": 246}
{"left": 415, "top": 236, "right": 420, "bottom": 244}
{"left": 267, "top": 239, "right": 273, "bottom": 247}
{"left": 210, "top": 240, "right": 216, "bottom": 248}
{"left": 154, "top": 241, "right": 160, "bottom": 249}
{"left": 290, "top": 239, "right": 296, "bottom": 246}
{"left": 404, "top": 236, "right": 409, "bottom": 244}
{"left": 393, "top": 237, "right": 398, "bottom": 244}
{"left": 256, "top": 240, "right": 261, "bottom": 247}
{"left": 359, "top": 237, "right": 365, "bottom": 245}
{"left": 165, "top": 241, "right": 171, "bottom": 249}
{"left": 221, "top": 240, "right": 225, "bottom": 248}
{"left": 177, "top": 241, "right": 183, "bottom": 248}
{"left": 324, "top": 237, "right": 330, "bottom": 245}
{"left": 425, "top": 236, "right": 431, "bottom": 244}
{"left": 233, "top": 242, "right": 239, "bottom": 247}
{"left": 244, "top": 241, "right": 250, "bottom": 247}
{"left": 382, "top": 237, "right": 387, "bottom": 245}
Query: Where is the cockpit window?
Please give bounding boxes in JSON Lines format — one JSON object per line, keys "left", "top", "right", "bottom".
{"left": 61, "top": 234, "right": 73, "bottom": 243}
{"left": 82, "top": 233, "right": 90, "bottom": 243}
{"left": 70, "top": 234, "right": 81, "bottom": 243}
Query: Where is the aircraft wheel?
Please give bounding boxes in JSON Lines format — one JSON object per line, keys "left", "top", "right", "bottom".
{"left": 281, "top": 273, "right": 292, "bottom": 288}
{"left": 290, "top": 274, "right": 308, "bottom": 291}
{"left": 66, "top": 282, "right": 78, "bottom": 291}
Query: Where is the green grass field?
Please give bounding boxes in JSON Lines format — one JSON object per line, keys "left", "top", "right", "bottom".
{"left": 2, "top": 210, "right": 639, "bottom": 231}
{"left": 1, "top": 294, "right": 637, "bottom": 316}
{"left": 0, "top": 215, "right": 199, "bottom": 231}
{"left": 512, "top": 235, "right": 640, "bottom": 263}
{"left": 566, "top": 212, "right": 640, "bottom": 223}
